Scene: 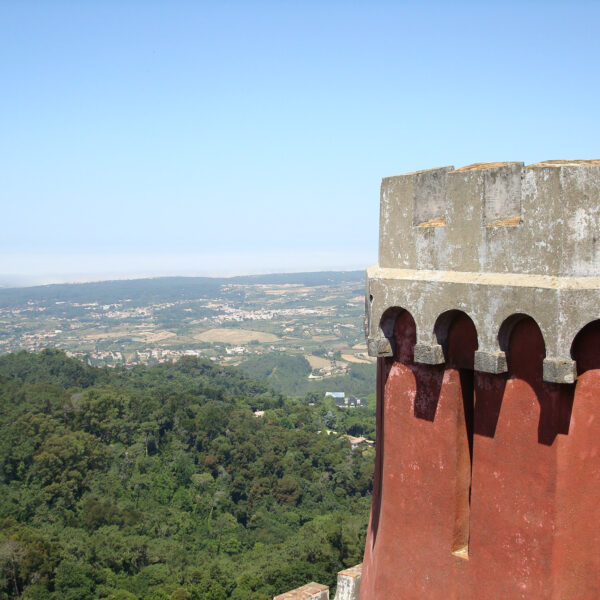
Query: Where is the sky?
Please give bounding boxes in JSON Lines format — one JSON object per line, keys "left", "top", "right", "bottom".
{"left": 1, "top": 1, "right": 599, "bottom": 285}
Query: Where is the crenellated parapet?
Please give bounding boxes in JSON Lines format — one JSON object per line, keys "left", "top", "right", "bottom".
{"left": 366, "top": 160, "right": 600, "bottom": 383}
{"left": 273, "top": 565, "right": 362, "bottom": 600}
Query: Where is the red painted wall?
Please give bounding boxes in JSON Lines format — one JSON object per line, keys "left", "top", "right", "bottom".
{"left": 359, "top": 313, "right": 600, "bottom": 600}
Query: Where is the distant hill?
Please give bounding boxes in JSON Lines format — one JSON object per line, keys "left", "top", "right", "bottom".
{"left": 0, "top": 271, "right": 364, "bottom": 308}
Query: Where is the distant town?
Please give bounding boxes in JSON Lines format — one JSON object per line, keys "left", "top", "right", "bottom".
{"left": 0, "top": 272, "right": 376, "bottom": 397}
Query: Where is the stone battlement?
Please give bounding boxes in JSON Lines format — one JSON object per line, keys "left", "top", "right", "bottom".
{"left": 367, "top": 160, "right": 600, "bottom": 383}
{"left": 273, "top": 582, "right": 329, "bottom": 600}
{"left": 273, "top": 564, "right": 362, "bottom": 600}
{"left": 379, "top": 160, "right": 600, "bottom": 276}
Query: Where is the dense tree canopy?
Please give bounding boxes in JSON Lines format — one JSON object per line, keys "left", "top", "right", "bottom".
{"left": 0, "top": 351, "right": 374, "bottom": 599}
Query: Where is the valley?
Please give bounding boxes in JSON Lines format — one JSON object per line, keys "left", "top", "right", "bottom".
{"left": 0, "top": 272, "right": 375, "bottom": 397}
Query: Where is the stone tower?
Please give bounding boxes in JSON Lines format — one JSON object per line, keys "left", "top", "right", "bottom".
{"left": 360, "top": 161, "right": 600, "bottom": 599}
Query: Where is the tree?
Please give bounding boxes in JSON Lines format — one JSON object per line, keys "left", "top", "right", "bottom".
{"left": 0, "top": 540, "right": 25, "bottom": 597}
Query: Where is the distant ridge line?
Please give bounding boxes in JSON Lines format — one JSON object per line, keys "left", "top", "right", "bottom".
{"left": 0, "top": 270, "right": 365, "bottom": 307}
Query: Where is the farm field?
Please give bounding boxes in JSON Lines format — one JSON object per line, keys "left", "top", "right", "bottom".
{"left": 305, "top": 354, "right": 332, "bottom": 370}
{"left": 195, "top": 328, "right": 279, "bottom": 343}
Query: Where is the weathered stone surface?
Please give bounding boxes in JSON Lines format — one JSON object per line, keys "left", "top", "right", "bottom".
{"left": 366, "top": 161, "right": 600, "bottom": 382}
{"left": 542, "top": 357, "right": 578, "bottom": 384}
{"left": 366, "top": 336, "right": 393, "bottom": 358}
{"left": 378, "top": 161, "right": 600, "bottom": 277}
{"left": 473, "top": 350, "right": 507, "bottom": 374}
{"left": 413, "top": 343, "right": 444, "bottom": 365}
{"left": 274, "top": 582, "right": 329, "bottom": 600}
{"left": 333, "top": 564, "right": 361, "bottom": 600}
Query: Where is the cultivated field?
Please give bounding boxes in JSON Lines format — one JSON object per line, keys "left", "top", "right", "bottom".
{"left": 0, "top": 273, "right": 373, "bottom": 389}
{"left": 341, "top": 354, "right": 372, "bottom": 364}
{"left": 194, "top": 328, "right": 279, "bottom": 343}
{"left": 304, "top": 354, "right": 332, "bottom": 370}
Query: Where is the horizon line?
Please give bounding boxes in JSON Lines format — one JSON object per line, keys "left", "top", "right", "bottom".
{"left": 0, "top": 267, "right": 368, "bottom": 290}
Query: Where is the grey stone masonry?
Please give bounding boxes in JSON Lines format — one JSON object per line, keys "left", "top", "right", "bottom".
{"left": 366, "top": 160, "right": 600, "bottom": 383}
{"left": 274, "top": 564, "right": 363, "bottom": 600}
{"left": 333, "top": 564, "right": 361, "bottom": 600}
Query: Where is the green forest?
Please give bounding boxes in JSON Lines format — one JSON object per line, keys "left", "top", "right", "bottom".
{"left": 0, "top": 350, "right": 375, "bottom": 600}
{"left": 237, "top": 354, "right": 375, "bottom": 399}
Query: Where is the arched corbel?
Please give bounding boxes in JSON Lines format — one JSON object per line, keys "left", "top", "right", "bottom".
{"left": 540, "top": 316, "right": 578, "bottom": 384}
{"left": 367, "top": 306, "right": 407, "bottom": 358}
{"left": 413, "top": 310, "right": 454, "bottom": 365}
{"left": 473, "top": 313, "right": 529, "bottom": 375}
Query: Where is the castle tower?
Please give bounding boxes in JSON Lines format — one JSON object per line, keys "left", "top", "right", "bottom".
{"left": 360, "top": 161, "right": 600, "bottom": 599}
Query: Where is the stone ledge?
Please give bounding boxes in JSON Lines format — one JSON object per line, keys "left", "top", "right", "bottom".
{"left": 367, "top": 265, "right": 600, "bottom": 290}
{"left": 273, "top": 582, "right": 329, "bottom": 600}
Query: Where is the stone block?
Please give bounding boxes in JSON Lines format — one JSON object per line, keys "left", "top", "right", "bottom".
{"left": 367, "top": 336, "right": 393, "bottom": 357}
{"left": 273, "top": 582, "right": 329, "bottom": 600}
{"left": 474, "top": 350, "right": 507, "bottom": 374}
{"left": 543, "top": 358, "right": 578, "bottom": 384}
{"left": 414, "top": 343, "right": 445, "bottom": 365}
{"left": 333, "top": 564, "right": 361, "bottom": 600}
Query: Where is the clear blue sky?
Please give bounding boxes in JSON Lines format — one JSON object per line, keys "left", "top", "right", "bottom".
{"left": 1, "top": 1, "right": 599, "bottom": 285}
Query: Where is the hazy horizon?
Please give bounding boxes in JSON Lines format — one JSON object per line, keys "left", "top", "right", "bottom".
{"left": 0, "top": 249, "right": 372, "bottom": 288}
{"left": 0, "top": 252, "right": 370, "bottom": 288}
